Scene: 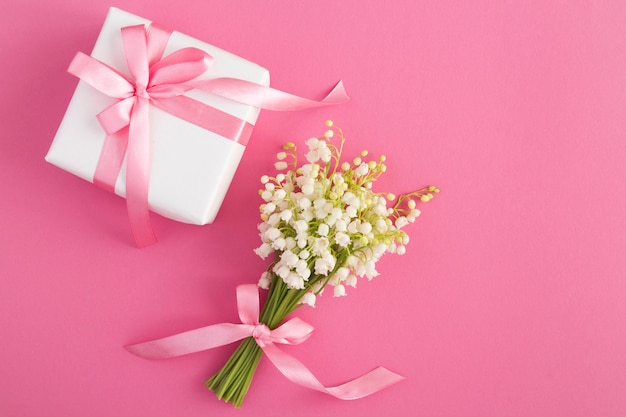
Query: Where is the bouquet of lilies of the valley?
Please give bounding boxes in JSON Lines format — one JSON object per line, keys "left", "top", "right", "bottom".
{"left": 127, "top": 121, "right": 437, "bottom": 406}
{"left": 203, "top": 121, "right": 438, "bottom": 406}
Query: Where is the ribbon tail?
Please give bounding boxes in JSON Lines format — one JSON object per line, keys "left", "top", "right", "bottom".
{"left": 126, "top": 98, "right": 157, "bottom": 248}
{"left": 93, "top": 128, "right": 129, "bottom": 193}
{"left": 191, "top": 78, "right": 349, "bottom": 111}
{"left": 261, "top": 343, "right": 405, "bottom": 400}
{"left": 323, "top": 80, "right": 349, "bottom": 104}
{"left": 127, "top": 323, "right": 255, "bottom": 359}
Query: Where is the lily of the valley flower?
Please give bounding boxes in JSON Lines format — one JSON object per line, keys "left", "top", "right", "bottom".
{"left": 255, "top": 121, "right": 438, "bottom": 301}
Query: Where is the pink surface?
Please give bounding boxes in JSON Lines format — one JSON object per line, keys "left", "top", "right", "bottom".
{"left": 1, "top": 1, "right": 625, "bottom": 416}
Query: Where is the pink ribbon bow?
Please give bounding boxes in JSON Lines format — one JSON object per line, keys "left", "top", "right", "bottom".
{"left": 126, "top": 284, "right": 405, "bottom": 400}
{"left": 68, "top": 23, "right": 348, "bottom": 247}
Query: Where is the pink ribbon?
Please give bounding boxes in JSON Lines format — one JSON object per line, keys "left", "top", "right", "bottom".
{"left": 126, "top": 284, "right": 405, "bottom": 400}
{"left": 68, "top": 23, "right": 348, "bottom": 247}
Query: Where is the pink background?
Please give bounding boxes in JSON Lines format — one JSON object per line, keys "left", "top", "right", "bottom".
{"left": 1, "top": 1, "right": 625, "bottom": 416}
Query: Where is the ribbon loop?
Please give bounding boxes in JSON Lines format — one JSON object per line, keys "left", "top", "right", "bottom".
{"left": 127, "top": 284, "right": 403, "bottom": 400}
{"left": 68, "top": 52, "right": 135, "bottom": 98}
{"left": 236, "top": 284, "right": 261, "bottom": 325}
{"left": 268, "top": 317, "right": 314, "bottom": 345}
{"left": 121, "top": 25, "right": 150, "bottom": 90}
{"left": 149, "top": 48, "right": 212, "bottom": 86}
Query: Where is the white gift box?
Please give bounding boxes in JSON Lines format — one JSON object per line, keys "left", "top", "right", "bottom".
{"left": 46, "top": 7, "right": 270, "bottom": 225}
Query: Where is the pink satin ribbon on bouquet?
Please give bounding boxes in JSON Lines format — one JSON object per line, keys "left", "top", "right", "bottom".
{"left": 68, "top": 23, "right": 348, "bottom": 248}
{"left": 126, "top": 284, "right": 405, "bottom": 400}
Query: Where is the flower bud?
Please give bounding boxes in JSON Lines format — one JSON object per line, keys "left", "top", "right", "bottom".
{"left": 274, "top": 161, "right": 288, "bottom": 170}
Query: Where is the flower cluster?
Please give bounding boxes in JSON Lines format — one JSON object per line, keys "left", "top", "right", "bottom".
{"left": 254, "top": 121, "right": 438, "bottom": 306}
